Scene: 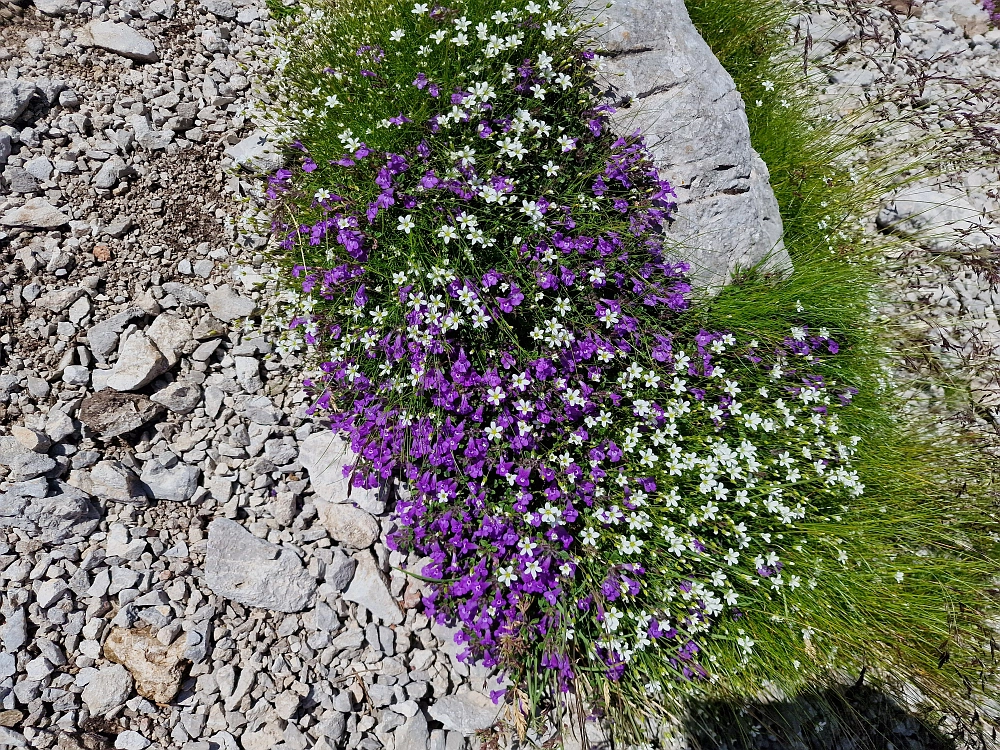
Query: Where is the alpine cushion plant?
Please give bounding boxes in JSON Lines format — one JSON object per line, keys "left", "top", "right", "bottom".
{"left": 258, "top": 0, "right": 1000, "bottom": 743}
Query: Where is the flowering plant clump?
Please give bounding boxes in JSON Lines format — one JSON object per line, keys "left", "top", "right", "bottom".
{"left": 259, "top": 0, "right": 1000, "bottom": 742}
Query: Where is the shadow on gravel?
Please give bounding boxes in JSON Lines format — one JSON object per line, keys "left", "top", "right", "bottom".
{"left": 683, "top": 683, "right": 977, "bottom": 750}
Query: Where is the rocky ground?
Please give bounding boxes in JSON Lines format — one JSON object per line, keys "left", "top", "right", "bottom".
{"left": 0, "top": 0, "right": 997, "bottom": 749}
{"left": 0, "top": 1, "right": 505, "bottom": 749}
{"left": 795, "top": 0, "right": 1000, "bottom": 430}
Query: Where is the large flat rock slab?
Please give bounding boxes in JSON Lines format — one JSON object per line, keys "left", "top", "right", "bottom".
{"left": 579, "top": 0, "right": 792, "bottom": 291}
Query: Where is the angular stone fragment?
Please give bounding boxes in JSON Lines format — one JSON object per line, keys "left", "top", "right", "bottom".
{"left": 84, "top": 21, "right": 159, "bottom": 63}
{"left": 206, "top": 284, "right": 255, "bottom": 322}
{"left": 93, "top": 155, "right": 129, "bottom": 189}
{"left": 33, "top": 286, "right": 85, "bottom": 312}
{"left": 0, "top": 198, "right": 70, "bottom": 228}
{"left": 150, "top": 381, "right": 202, "bottom": 414}
{"left": 428, "top": 690, "right": 501, "bottom": 735}
{"left": 87, "top": 306, "right": 146, "bottom": 363}
{"left": 343, "top": 552, "right": 403, "bottom": 625}
{"left": 79, "top": 391, "right": 165, "bottom": 437}
{"left": 0, "top": 483, "right": 100, "bottom": 543}
{"left": 0, "top": 80, "right": 37, "bottom": 125}
{"left": 104, "top": 626, "right": 187, "bottom": 704}
{"left": 205, "top": 519, "right": 316, "bottom": 612}
{"left": 139, "top": 459, "right": 199, "bottom": 501}
{"left": 81, "top": 664, "right": 133, "bottom": 716}
{"left": 11, "top": 426, "right": 50, "bottom": 453}
{"left": 224, "top": 129, "right": 284, "bottom": 174}
{"left": 315, "top": 499, "right": 379, "bottom": 549}
{"left": 68, "top": 460, "right": 147, "bottom": 502}
{"left": 107, "top": 332, "right": 170, "bottom": 391}
{"left": 299, "top": 431, "right": 382, "bottom": 513}
{"left": 146, "top": 313, "right": 193, "bottom": 366}
{"left": 34, "top": 0, "right": 78, "bottom": 16}
{"left": 580, "top": 0, "right": 790, "bottom": 291}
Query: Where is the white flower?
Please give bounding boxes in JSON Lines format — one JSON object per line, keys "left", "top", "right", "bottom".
{"left": 603, "top": 607, "right": 623, "bottom": 632}
{"left": 397, "top": 215, "right": 415, "bottom": 234}
{"left": 453, "top": 32, "right": 469, "bottom": 46}
{"left": 619, "top": 535, "right": 642, "bottom": 555}
{"left": 557, "top": 134, "right": 576, "bottom": 152}
{"left": 525, "top": 0, "right": 541, "bottom": 12}
{"left": 411, "top": 2, "right": 428, "bottom": 12}
{"left": 581, "top": 527, "right": 599, "bottom": 545}
{"left": 517, "top": 538, "right": 538, "bottom": 556}
{"left": 437, "top": 225, "right": 458, "bottom": 244}
{"left": 390, "top": 28, "right": 405, "bottom": 41}
{"left": 556, "top": 72, "right": 573, "bottom": 90}
{"left": 455, "top": 211, "right": 478, "bottom": 229}
{"left": 524, "top": 560, "right": 542, "bottom": 578}
{"left": 531, "top": 84, "right": 547, "bottom": 100}
{"left": 485, "top": 422, "right": 503, "bottom": 441}
{"left": 498, "top": 566, "right": 516, "bottom": 586}
{"left": 895, "top": 571, "right": 904, "bottom": 583}
{"left": 430, "top": 29, "right": 447, "bottom": 43}
{"left": 453, "top": 15, "right": 471, "bottom": 31}
{"left": 540, "top": 503, "right": 562, "bottom": 524}
{"left": 485, "top": 386, "right": 506, "bottom": 405}
{"left": 762, "top": 79, "right": 775, "bottom": 91}
{"left": 543, "top": 160, "right": 560, "bottom": 177}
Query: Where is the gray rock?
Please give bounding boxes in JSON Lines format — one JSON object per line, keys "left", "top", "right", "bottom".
{"left": 93, "top": 155, "right": 129, "bottom": 189}
{"left": 87, "top": 306, "right": 146, "bottom": 363}
{"left": 162, "top": 282, "right": 207, "bottom": 306}
{"left": 300, "top": 432, "right": 383, "bottom": 513}
{"left": 205, "top": 519, "right": 316, "bottom": 612}
{"left": 34, "top": 0, "right": 78, "bottom": 15}
{"left": 63, "top": 365, "right": 91, "bottom": 386}
{"left": 876, "top": 186, "right": 994, "bottom": 250}
{"left": 324, "top": 548, "right": 357, "bottom": 591}
{"left": 36, "top": 579, "right": 69, "bottom": 607}
{"left": 128, "top": 113, "right": 173, "bottom": 150}
{"left": 11, "top": 425, "right": 50, "bottom": 452}
{"left": 107, "top": 332, "right": 170, "bottom": 391}
{"left": 33, "top": 78, "right": 66, "bottom": 106}
{"left": 0, "top": 80, "right": 37, "bottom": 125}
{"left": 0, "top": 132, "right": 10, "bottom": 166}
{"left": 234, "top": 356, "right": 263, "bottom": 392}
{"left": 343, "top": 552, "right": 403, "bottom": 625}
{"left": 114, "top": 731, "right": 150, "bottom": 750}
{"left": 224, "top": 129, "right": 284, "bottom": 174}
{"left": 82, "top": 664, "right": 133, "bottom": 716}
{"left": 147, "top": 312, "right": 193, "bottom": 366}
{"left": 0, "top": 198, "right": 70, "bottom": 229}
{"left": 150, "top": 381, "right": 202, "bottom": 414}
{"left": 24, "top": 156, "right": 54, "bottom": 181}
{"left": 79, "top": 391, "right": 165, "bottom": 437}
{"left": 0, "top": 727, "right": 26, "bottom": 748}
{"left": 183, "top": 618, "right": 212, "bottom": 663}
{"left": 582, "top": 0, "right": 790, "bottom": 291}
{"left": 0, "top": 437, "right": 56, "bottom": 481}
{"left": 3, "top": 166, "right": 39, "bottom": 193}
{"left": 242, "top": 395, "right": 282, "bottom": 425}
{"left": 34, "top": 286, "right": 85, "bottom": 312}
{"left": 69, "top": 460, "right": 147, "bottom": 502}
{"left": 201, "top": 0, "right": 236, "bottom": 17}
{"left": 395, "top": 711, "right": 429, "bottom": 750}
{"left": 139, "top": 459, "right": 200, "bottom": 501}
{"left": 0, "top": 484, "right": 100, "bottom": 543}
{"left": 428, "top": 690, "right": 501, "bottom": 735}
{"left": 84, "top": 21, "right": 159, "bottom": 63}
{"left": 1, "top": 608, "right": 28, "bottom": 652}
{"left": 206, "top": 284, "right": 255, "bottom": 322}
{"left": 315, "top": 499, "right": 380, "bottom": 549}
